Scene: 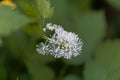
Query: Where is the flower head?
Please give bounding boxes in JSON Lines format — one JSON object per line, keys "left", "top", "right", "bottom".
{"left": 36, "top": 23, "right": 83, "bottom": 59}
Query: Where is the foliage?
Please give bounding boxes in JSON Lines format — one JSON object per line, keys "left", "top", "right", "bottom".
{"left": 0, "top": 0, "right": 120, "bottom": 80}
{"left": 0, "top": 5, "right": 31, "bottom": 35}
{"left": 84, "top": 40, "right": 120, "bottom": 80}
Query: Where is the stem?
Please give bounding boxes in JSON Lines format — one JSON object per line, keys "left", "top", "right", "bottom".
{"left": 56, "top": 64, "right": 69, "bottom": 80}
{"left": 42, "top": 35, "right": 49, "bottom": 40}
{"left": 42, "top": 18, "right": 45, "bottom": 26}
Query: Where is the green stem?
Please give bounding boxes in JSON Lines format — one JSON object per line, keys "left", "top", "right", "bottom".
{"left": 56, "top": 64, "right": 69, "bottom": 80}
{"left": 42, "top": 18, "right": 45, "bottom": 26}
{"left": 42, "top": 35, "right": 49, "bottom": 40}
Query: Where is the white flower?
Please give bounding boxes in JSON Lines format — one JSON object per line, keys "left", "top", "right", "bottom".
{"left": 46, "top": 23, "right": 55, "bottom": 31}
{"left": 36, "top": 23, "right": 83, "bottom": 59}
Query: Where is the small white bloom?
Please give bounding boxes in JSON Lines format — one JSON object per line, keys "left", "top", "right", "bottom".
{"left": 43, "top": 28, "right": 46, "bottom": 32}
{"left": 36, "top": 23, "right": 83, "bottom": 59}
{"left": 46, "top": 23, "right": 55, "bottom": 31}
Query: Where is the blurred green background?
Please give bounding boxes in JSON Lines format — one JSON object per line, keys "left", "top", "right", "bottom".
{"left": 0, "top": 0, "right": 120, "bottom": 80}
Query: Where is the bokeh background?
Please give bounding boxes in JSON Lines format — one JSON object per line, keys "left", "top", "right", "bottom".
{"left": 0, "top": 0, "right": 120, "bottom": 80}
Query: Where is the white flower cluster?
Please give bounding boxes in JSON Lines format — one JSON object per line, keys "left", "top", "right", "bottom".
{"left": 36, "top": 23, "right": 83, "bottom": 59}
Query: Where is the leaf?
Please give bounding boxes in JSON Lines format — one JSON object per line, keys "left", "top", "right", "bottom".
{"left": 2, "top": 31, "right": 29, "bottom": 58}
{"left": 107, "top": 0, "right": 120, "bottom": 10}
{"left": 0, "top": 5, "right": 31, "bottom": 35}
{"left": 21, "top": 23, "right": 43, "bottom": 37}
{"left": 36, "top": 0, "right": 54, "bottom": 19}
{"left": 84, "top": 40, "right": 120, "bottom": 80}
{"left": 16, "top": 0, "right": 40, "bottom": 20}
{"left": 25, "top": 60, "right": 55, "bottom": 80}
{"left": 64, "top": 11, "right": 106, "bottom": 65}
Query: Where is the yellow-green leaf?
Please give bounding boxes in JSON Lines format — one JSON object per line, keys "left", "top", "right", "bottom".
{"left": 16, "top": 0, "right": 40, "bottom": 20}
{"left": 21, "top": 23, "right": 43, "bottom": 37}
{"left": 36, "top": 0, "right": 54, "bottom": 19}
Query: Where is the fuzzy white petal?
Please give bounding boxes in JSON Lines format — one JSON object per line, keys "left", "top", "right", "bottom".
{"left": 36, "top": 23, "right": 83, "bottom": 59}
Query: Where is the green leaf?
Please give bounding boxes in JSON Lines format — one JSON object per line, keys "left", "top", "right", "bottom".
{"left": 2, "top": 31, "right": 29, "bottom": 58}
{"left": 84, "top": 40, "right": 120, "bottom": 80}
{"left": 64, "top": 11, "right": 106, "bottom": 65}
{"left": 16, "top": 0, "right": 40, "bottom": 20}
{"left": 0, "top": 5, "right": 31, "bottom": 35}
{"left": 107, "top": 0, "right": 120, "bottom": 10}
{"left": 36, "top": 0, "right": 54, "bottom": 19}
{"left": 21, "top": 23, "right": 43, "bottom": 37}
{"left": 26, "top": 60, "right": 55, "bottom": 80}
